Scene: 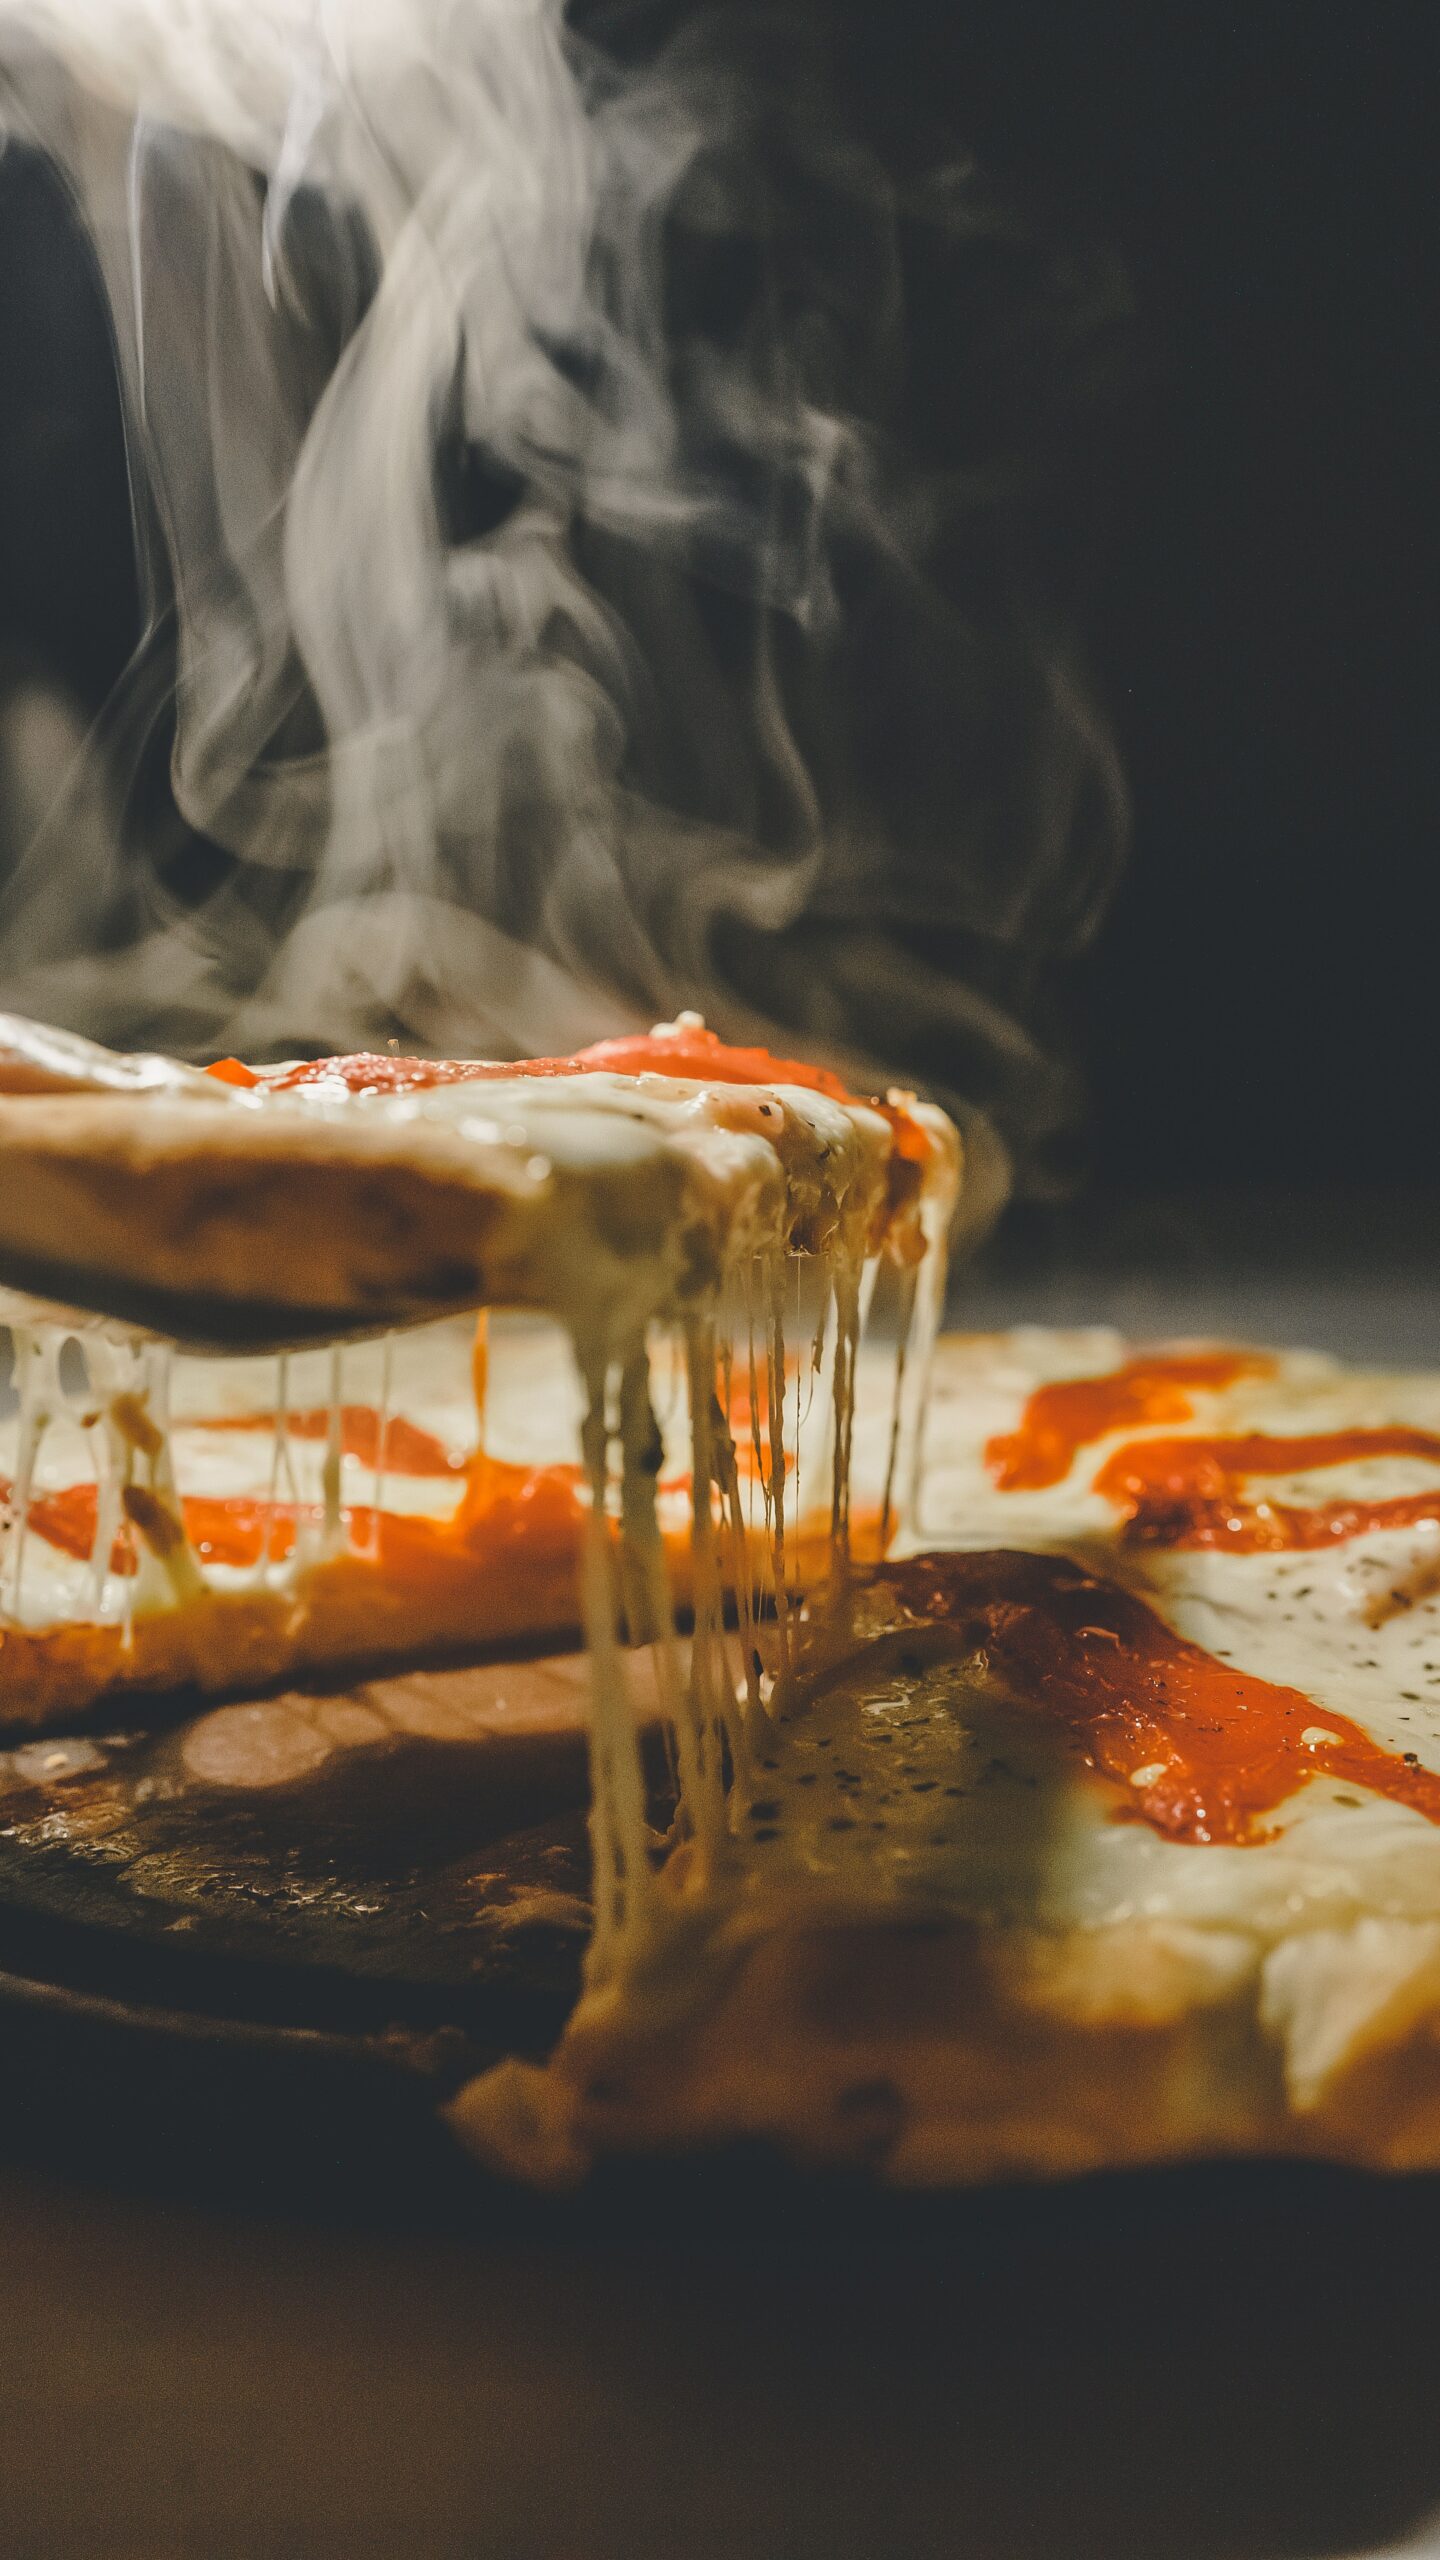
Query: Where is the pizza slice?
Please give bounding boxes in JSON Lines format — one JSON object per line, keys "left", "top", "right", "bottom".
{"left": 449, "top": 1329, "right": 1440, "bottom": 2183}
{"left": 18, "top": 1008, "right": 1440, "bottom": 2191}
{"left": 0, "top": 1012, "right": 960, "bottom": 1731}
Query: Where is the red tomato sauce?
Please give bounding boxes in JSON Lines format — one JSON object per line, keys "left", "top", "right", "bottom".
{"left": 206, "top": 1022, "right": 936, "bottom": 1183}
{"left": 5, "top": 1440, "right": 584, "bottom": 1577}
{"left": 259, "top": 1024, "right": 857, "bottom": 1101}
{"left": 871, "top": 1549, "right": 1440, "bottom": 1845}
{"left": 185, "top": 1405, "right": 467, "bottom": 1476}
{"left": 986, "top": 1350, "right": 1273, "bottom": 1492}
{"left": 1094, "top": 1427, "right": 1440, "bottom": 1552}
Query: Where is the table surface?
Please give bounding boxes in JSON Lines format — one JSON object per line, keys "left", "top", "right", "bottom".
{"left": 1, "top": 2150, "right": 1439, "bottom": 2560}
{"left": 7, "top": 1209, "right": 1440, "bottom": 2560}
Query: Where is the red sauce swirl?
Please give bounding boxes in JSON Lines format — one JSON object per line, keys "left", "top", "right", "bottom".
{"left": 10, "top": 1439, "right": 583, "bottom": 1576}
{"left": 1094, "top": 1427, "right": 1440, "bottom": 1552}
{"left": 207, "top": 1023, "right": 938, "bottom": 1198}
{"left": 261, "top": 1025, "right": 857, "bottom": 1101}
{"left": 185, "top": 1405, "right": 467, "bottom": 1477}
{"left": 870, "top": 1549, "right": 1440, "bottom": 1845}
{"left": 986, "top": 1350, "right": 1273, "bottom": 1492}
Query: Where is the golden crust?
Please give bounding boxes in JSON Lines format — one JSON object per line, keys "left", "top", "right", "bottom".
{"left": 0, "top": 1093, "right": 647, "bottom": 1342}
{"left": 0, "top": 1076, "right": 902, "bottom": 1346}
{"left": 446, "top": 1905, "right": 1440, "bottom": 2185}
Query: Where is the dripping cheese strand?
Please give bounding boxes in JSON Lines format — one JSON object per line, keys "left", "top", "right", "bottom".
{"left": 829, "top": 1250, "right": 865, "bottom": 1570}
{"left": 588, "top": 1226, "right": 944, "bottom": 1933}
{"left": 767, "top": 1257, "right": 793, "bottom": 1678}
{"left": 6, "top": 1328, "right": 49, "bottom": 1618}
{"left": 320, "top": 1346, "right": 345, "bottom": 1554}
{"left": 900, "top": 1141, "right": 956, "bottom": 1527}
{"left": 615, "top": 1344, "right": 689, "bottom": 1810}
{"left": 369, "top": 1335, "right": 395, "bottom": 1555}
{"left": 879, "top": 1264, "right": 919, "bottom": 1559}
{"left": 576, "top": 1350, "right": 653, "bottom": 1974}
{"left": 683, "top": 1311, "right": 734, "bottom": 1854}
{"left": 259, "top": 1351, "right": 293, "bottom": 1582}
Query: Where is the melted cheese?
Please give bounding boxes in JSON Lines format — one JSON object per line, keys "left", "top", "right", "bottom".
{"left": 763, "top": 1334, "right": 1440, "bottom": 1938}
{"left": 0, "top": 1008, "right": 968, "bottom": 2139}
{"left": 447, "top": 1327, "right": 1440, "bottom": 2181}
{"left": 902, "top": 1330, "right": 1440, "bottom": 1930}
{"left": 0, "top": 1021, "right": 959, "bottom": 1766}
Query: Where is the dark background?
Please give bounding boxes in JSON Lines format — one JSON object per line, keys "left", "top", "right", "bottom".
{"left": 908, "top": 0, "right": 1440, "bottom": 1195}
{"left": 1, "top": 0, "right": 1436, "bottom": 1195}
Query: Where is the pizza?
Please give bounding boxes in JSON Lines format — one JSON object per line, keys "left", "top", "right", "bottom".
{"left": 448, "top": 1327, "right": 1440, "bottom": 2183}
{"left": 0, "top": 1010, "right": 959, "bottom": 1734}
{"left": 8, "top": 1008, "right": 1440, "bottom": 2190}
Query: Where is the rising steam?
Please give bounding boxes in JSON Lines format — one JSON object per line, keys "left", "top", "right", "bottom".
{"left": 0, "top": 0, "right": 1130, "bottom": 1197}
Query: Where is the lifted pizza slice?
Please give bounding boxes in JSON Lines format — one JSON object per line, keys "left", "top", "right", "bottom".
{"left": 0, "top": 1013, "right": 960, "bottom": 1731}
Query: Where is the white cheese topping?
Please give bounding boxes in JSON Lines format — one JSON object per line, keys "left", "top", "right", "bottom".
{"left": 0, "top": 1014, "right": 962, "bottom": 1980}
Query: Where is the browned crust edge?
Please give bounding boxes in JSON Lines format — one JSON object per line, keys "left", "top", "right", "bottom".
{"left": 445, "top": 1907, "right": 1440, "bottom": 2186}
{"left": 0, "top": 1098, "right": 535, "bottom": 1331}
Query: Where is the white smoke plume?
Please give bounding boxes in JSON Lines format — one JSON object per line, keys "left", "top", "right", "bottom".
{"left": 0, "top": 0, "right": 1130, "bottom": 1195}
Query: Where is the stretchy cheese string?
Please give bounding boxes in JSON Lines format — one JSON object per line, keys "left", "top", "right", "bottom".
{"left": 320, "top": 1346, "right": 345, "bottom": 1555}
{"left": 615, "top": 1342, "right": 688, "bottom": 1807}
{"left": 369, "top": 1335, "right": 395, "bottom": 1555}
{"left": 767, "top": 1257, "right": 793, "bottom": 1678}
{"left": 683, "top": 1309, "right": 734, "bottom": 1854}
{"left": 879, "top": 1263, "right": 919, "bottom": 1560}
{"left": 576, "top": 1348, "right": 652, "bottom": 1972}
{"left": 6, "top": 1329, "right": 47, "bottom": 1619}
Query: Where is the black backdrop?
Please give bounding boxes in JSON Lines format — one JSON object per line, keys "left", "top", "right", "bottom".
{"left": 1, "top": 0, "right": 1436, "bottom": 1195}
{"left": 947, "top": 2, "right": 1440, "bottom": 1193}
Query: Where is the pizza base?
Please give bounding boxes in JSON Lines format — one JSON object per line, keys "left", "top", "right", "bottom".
{"left": 0, "top": 1051, "right": 934, "bottom": 1350}
{"left": 451, "top": 1324, "right": 1440, "bottom": 2186}
{"left": 0, "top": 1091, "right": 685, "bottom": 1346}
{"left": 449, "top": 1901, "right": 1440, "bottom": 2186}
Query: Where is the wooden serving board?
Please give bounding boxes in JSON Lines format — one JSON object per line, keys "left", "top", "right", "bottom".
{"left": 0, "top": 1653, "right": 664, "bottom": 2195}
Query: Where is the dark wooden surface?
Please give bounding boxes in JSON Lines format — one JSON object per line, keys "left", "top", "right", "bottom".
{"left": 3, "top": 2148, "right": 1440, "bottom": 2559}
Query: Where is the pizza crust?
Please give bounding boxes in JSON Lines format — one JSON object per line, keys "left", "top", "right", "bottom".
{"left": 447, "top": 1902, "right": 1440, "bottom": 2184}
{"left": 0, "top": 1027, "right": 945, "bottom": 1349}
{"left": 0, "top": 1091, "right": 698, "bottom": 1346}
{"left": 449, "top": 1325, "right": 1440, "bottom": 2187}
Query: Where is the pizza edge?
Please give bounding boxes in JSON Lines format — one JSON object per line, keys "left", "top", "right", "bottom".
{"left": 446, "top": 1901, "right": 1440, "bottom": 2185}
